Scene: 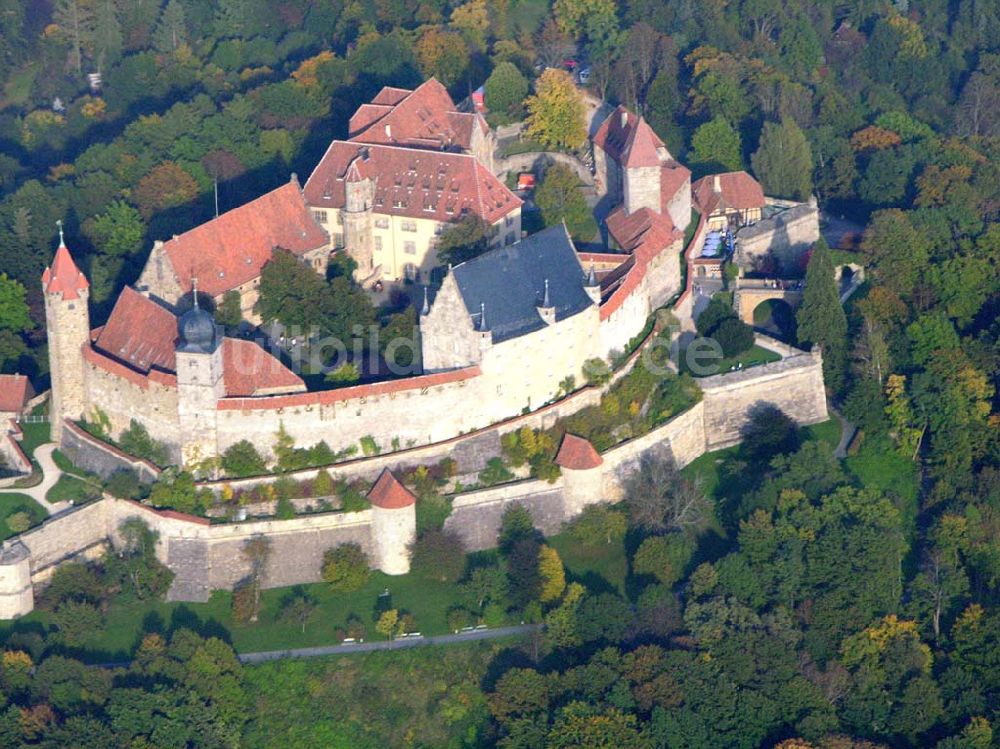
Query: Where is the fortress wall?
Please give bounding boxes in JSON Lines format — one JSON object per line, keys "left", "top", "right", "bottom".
{"left": 216, "top": 373, "right": 498, "bottom": 460}
{"left": 444, "top": 478, "right": 568, "bottom": 552}
{"left": 84, "top": 359, "right": 181, "bottom": 455}
{"left": 643, "top": 241, "right": 683, "bottom": 311}
{"left": 601, "top": 402, "right": 707, "bottom": 501}
{"left": 16, "top": 501, "right": 111, "bottom": 582}
{"left": 599, "top": 285, "right": 651, "bottom": 359}
{"left": 699, "top": 350, "right": 828, "bottom": 450}
{"left": 61, "top": 421, "right": 162, "bottom": 482}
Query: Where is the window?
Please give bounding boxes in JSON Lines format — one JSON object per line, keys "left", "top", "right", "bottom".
{"left": 374, "top": 236, "right": 382, "bottom": 251}
{"left": 375, "top": 218, "right": 389, "bottom": 229}
{"left": 505, "top": 215, "right": 514, "bottom": 227}
{"left": 401, "top": 220, "right": 417, "bottom": 232}
{"left": 335, "top": 210, "right": 343, "bottom": 226}
{"left": 505, "top": 233, "right": 515, "bottom": 246}
{"left": 333, "top": 233, "right": 344, "bottom": 248}
{"left": 404, "top": 263, "right": 418, "bottom": 281}
{"left": 434, "top": 224, "right": 444, "bottom": 235}
{"left": 312, "top": 210, "right": 327, "bottom": 224}
{"left": 404, "top": 240, "right": 416, "bottom": 255}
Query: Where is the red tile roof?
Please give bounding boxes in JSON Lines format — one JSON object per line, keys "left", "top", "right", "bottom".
{"left": 368, "top": 469, "right": 416, "bottom": 509}
{"left": 623, "top": 116, "right": 663, "bottom": 169}
{"left": 304, "top": 142, "right": 520, "bottom": 225}
{"left": 599, "top": 207, "right": 684, "bottom": 321}
{"left": 159, "top": 180, "right": 328, "bottom": 298}
{"left": 222, "top": 338, "right": 305, "bottom": 397}
{"left": 606, "top": 206, "right": 681, "bottom": 255}
{"left": 217, "top": 365, "right": 481, "bottom": 410}
{"left": 93, "top": 287, "right": 178, "bottom": 374}
{"left": 83, "top": 344, "right": 178, "bottom": 390}
{"left": 349, "top": 79, "right": 487, "bottom": 151}
{"left": 0, "top": 375, "right": 32, "bottom": 413}
{"left": 42, "top": 242, "right": 89, "bottom": 300}
{"left": 555, "top": 433, "right": 603, "bottom": 469}
{"left": 594, "top": 106, "right": 670, "bottom": 165}
{"left": 692, "top": 172, "right": 766, "bottom": 215}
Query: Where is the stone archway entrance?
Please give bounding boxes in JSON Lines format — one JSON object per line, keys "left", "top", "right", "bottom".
{"left": 733, "top": 280, "right": 804, "bottom": 325}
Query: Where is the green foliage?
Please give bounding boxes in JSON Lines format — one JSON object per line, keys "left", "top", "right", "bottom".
{"left": 215, "top": 290, "right": 242, "bottom": 328}
{"left": 690, "top": 116, "right": 743, "bottom": 173}
{"left": 105, "top": 518, "right": 174, "bottom": 601}
{"left": 410, "top": 529, "right": 466, "bottom": 582}
{"left": 566, "top": 504, "right": 627, "bottom": 546}
{"left": 436, "top": 215, "right": 491, "bottom": 265}
{"left": 321, "top": 543, "right": 370, "bottom": 592}
{"left": 751, "top": 118, "right": 813, "bottom": 200}
{"left": 712, "top": 316, "right": 755, "bottom": 358}
{"left": 797, "top": 239, "right": 848, "bottom": 392}
{"left": 118, "top": 419, "right": 170, "bottom": 467}
{"left": 484, "top": 61, "right": 529, "bottom": 123}
{"left": 535, "top": 163, "right": 591, "bottom": 240}
{"left": 5, "top": 510, "right": 30, "bottom": 533}
{"left": 0, "top": 273, "right": 32, "bottom": 334}
{"left": 633, "top": 534, "right": 695, "bottom": 587}
{"left": 148, "top": 469, "right": 212, "bottom": 515}
{"left": 221, "top": 439, "right": 267, "bottom": 477}
{"left": 479, "top": 457, "right": 514, "bottom": 486}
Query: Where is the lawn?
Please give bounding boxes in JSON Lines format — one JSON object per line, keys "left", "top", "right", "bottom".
{"left": 17, "top": 421, "right": 50, "bottom": 460}
{"left": 0, "top": 493, "right": 47, "bottom": 541}
{"left": 680, "top": 344, "right": 782, "bottom": 377}
{"left": 507, "top": 0, "right": 549, "bottom": 36}
{"left": 243, "top": 640, "right": 504, "bottom": 748}
{"left": 46, "top": 474, "right": 102, "bottom": 504}
{"left": 549, "top": 532, "right": 628, "bottom": 595}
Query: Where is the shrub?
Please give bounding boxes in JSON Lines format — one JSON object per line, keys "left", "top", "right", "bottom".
{"left": 583, "top": 357, "right": 612, "bottom": 385}
{"left": 360, "top": 435, "right": 380, "bottom": 456}
{"left": 479, "top": 457, "right": 514, "bottom": 486}
{"left": 275, "top": 496, "right": 295, "bottom": 519}
{"left": 633, "top": 534, "right": 695, "bottom": 587}
{"left": 231, "top": 581, "right": 256, "bottom": 624}
{"left": 221, "top": 441, "right": 267, "bottom": 477}
{"left": 105, "top": 469, "right": 142, "bottom": 499}
{"left": 313, "top": 469, "right": 335, "bottom": 497}
{"left": 410, "top": 529, "right": 466, "bottom": 582}
{"left": 483, "top": 602, "right": 506, "bottom": 628}
{"left": 448, "top": 606, "right": 475, "bottom": 631}
{"left": 6, "top": 511, "right": 31, "bottom": 534}
{"left": 51, "top": 601, "right": 102, "bottom": 645}
{"left": 741, "top": 404, "right": 801, "bottom": 463}
{"left": 45, "top": 562, "right": 103, "bottom": 605}
{"left": 118, "top": 419, "right": 170, "bottom": 466}
{"left": 713, "top": 317, "right": 755, "bottom": 358}
{"left": 321, "top": 543, "right": 370, "bottom": 592}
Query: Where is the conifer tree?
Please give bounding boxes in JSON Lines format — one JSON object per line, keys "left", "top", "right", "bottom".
{"left": 153, "top": 0, "right": 187, "bottom": 53}
{"left": 796, "top": 239, "right": 848, "bottom": 393}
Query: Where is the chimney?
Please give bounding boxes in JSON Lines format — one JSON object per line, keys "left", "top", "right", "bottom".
{"left": 385, "top": 124, "right": 392, "bottom": 139}
{"left": 713, "top": 174, "right": 721, "bottom": 194}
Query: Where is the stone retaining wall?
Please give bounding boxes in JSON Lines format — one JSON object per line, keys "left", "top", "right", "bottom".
{"left": 60, "top": 421, "right": 161, "bottom": 483}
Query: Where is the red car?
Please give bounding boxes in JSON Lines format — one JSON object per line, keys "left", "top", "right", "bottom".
{"left": 563, "top": 59, "right": 578, "bottom": 70}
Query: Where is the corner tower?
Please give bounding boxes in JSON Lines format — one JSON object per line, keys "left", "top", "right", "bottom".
{"left": 43, "top": 225, "right": 90, "bottom": 442}
{"left": 175, "top": 294, "right": 224, "bottom": 469}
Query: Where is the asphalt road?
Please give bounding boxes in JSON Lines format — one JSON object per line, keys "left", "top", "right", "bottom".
{"left": 237, "top": 623, "right": 540, "bottom": 664}
{"left": 95, "top": 624, "right": 540, "bottom": 669}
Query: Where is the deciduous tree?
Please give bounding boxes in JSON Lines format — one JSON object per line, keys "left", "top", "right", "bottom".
{"left": 525, "top": 68, "right": 586, "bottom": 150}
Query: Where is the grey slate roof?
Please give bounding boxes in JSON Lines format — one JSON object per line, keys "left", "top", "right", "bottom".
{"left": 451, "top": 223, "right": 592, "bottom": 343}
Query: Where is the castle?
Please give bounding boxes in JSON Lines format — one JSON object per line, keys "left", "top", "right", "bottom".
{"left": 41, "top": 78, "right": 811, "bottom": 473}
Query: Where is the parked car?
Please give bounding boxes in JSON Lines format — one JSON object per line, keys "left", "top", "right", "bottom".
{"left": 563, "top": 58, "right": 578, "bottom": 70}
{"left": 578, "top": 67, "right": 591, "bottom": 84}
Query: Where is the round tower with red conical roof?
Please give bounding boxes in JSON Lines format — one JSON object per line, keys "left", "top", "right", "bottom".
{"left": 367, "top": 469, "right": 417, "bottom": 574}
{"left": 555, "top": 433, "right": 604, "bottom": 515}
{"left": 42, "top": 223, "right": 90, "bottom": 442}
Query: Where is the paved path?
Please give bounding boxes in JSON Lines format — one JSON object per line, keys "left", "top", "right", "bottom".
{"left": 15, "top": 444, "right": 72, "bottom": 515}
{"left": 829, "top": 403, "right": 857, "bottom": 459}
{"left": 95, "top": 624, "right": 541, "bottom": 669}
{"left": 238, "top": 624, "right": 540, "bottom": 664}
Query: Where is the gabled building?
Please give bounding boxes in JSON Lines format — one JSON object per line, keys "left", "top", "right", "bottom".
{"left": 304, "top": 142, "right": 520, "bottom": 286}
{"left": 421, "top": 224, "right": 601, "bottom": 409}
{"left": 136, "top": 178, "right": 328, "bottom": 321}
{"left": 691, "top": 171, "right": 766, "bottom": 231}
{"left": 347, "top": 79, "right": 495, "bottom": 170}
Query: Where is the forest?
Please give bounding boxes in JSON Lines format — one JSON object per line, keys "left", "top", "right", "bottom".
{"left": 0, "top": 0, "right": 998, "bottom": 747}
